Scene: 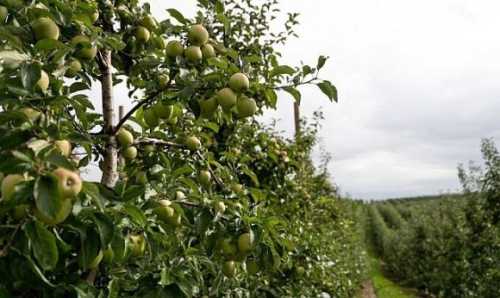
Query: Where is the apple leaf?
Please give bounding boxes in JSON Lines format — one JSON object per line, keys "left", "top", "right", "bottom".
{"left": 92, "top": 213, "right": 114, "bottom": 247}
{"left": 79, "top": 228, "right": 100, "bottom": 270}
{"left": 283, "top": 86, "right": 301, "bottom": 104}
{"left": 270, "top": 65, "right": 295, "bottom": 77}
{"left": 25, "top": 221, "right": 59, "bottom": 271}
{"left": 317, "top": 80, "right": 338, "bottom": 102}
{"left": 34, "top": 175, "right": 62, "bottom": 220}
{"left": 167, "top": 8, "right": 188, "bottom": 24}
{"left": 20, "top": 63, "right": 41, "bottom": 90}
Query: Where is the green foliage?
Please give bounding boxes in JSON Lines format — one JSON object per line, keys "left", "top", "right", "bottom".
{"left": 0, "top": 0, "right": 364, "bottom": 297}
{"left": 366, "top": 139, "right": 500, "bottom": 298}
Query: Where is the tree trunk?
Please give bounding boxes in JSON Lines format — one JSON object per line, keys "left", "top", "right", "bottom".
{"left": 294, "top": 101, "right": 300, "bottom": 138}
{"left": 100, "top": 49, "right": 118, "bottom": 188}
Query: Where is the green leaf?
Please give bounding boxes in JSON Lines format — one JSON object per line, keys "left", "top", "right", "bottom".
{"left": 270, "top": 65, "right": 295, "bottom": 77}
{"left": 167, "top": 8, "right": 188, "bottom": 24}
{"left": 283, "top": 86, "right": 301, "bottom": 103}
{"left": 25, "top": 222, "right": 59, "bottom": 271}
{"left": 79, "top": 228, "right": 100, "bottom": 270}
{"left": 82, "top": 182, "right": 105, "bottom": 211}
{"left": 123, "top": 204, "right": 147, "bottom": 227}
{"left": 34, "top": 175, "right": 62, "bottom": 220}
{"left": 317, "top": 80, "right": 338, "bottom": 102}
{"left": 35, "top": 39, "right": 65, "bottom": 52}
{"left": 20, "top": 63, "right": 41, "bottom": 90}
{"left": 93, "top": 213, "right": 114, "bottom": 248}
{"left": 317, "top": 55, "right": 328, "bottom": 69}
{"left": 264, "top": 89, "right": 278, "bottom": 108}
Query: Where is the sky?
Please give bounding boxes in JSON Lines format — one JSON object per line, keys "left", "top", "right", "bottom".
{"left": 98, "top": 0, "right": 500, "bottom": 200}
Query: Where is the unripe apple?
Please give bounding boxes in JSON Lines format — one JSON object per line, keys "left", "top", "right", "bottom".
{"left": 199, "top": 170, "right": 211, "bottom": 187}
{"left": 12, "top": 204, "right": 30, "bottom": 220}
{"left": 35, "top": 198, "right": 73, "bottom": 225}
{"left": 128, "top": 234, "right": 146, "bottom": 257}
{"left": 214, "top": 201, "right": 226, "bottom": 214}
{"left": 136, "top": 171, "right": 147, "bottom": 184}
{"left": 154, "top": 205, "right": 175, "bottom": 222}
{"left": 184, "top": 46, "right": 202, "bottom": 62}
{"left": 237, "top": 232, "right": 254, "bottom": 253}
{"left": 123, "top": 146, "right": 138, "bottom": 160}
{"left": 185, "top": 136, "right": 201, "bottom": 151}
{"left": 32, "top": 17, "right": 60, "bottom": 40}
{"left": 37, "top": 70, "right": 49, "bottom": 92}
{"left": 1, "top": 174, "right": 25, "bottom": 201}
{"left": 144, "top": 144, "right": 155, "bottom": 153}
{"left": 135, "top": 26, "right": 150, "bottom": 43}
{"left": 175, "top": 191, "right": 186, "bottom": 200}
{"left": 222, "top": 260, "right": 236, "bottom": 278}
{"left": 158, "top": 74, "right": 169, "bottom": 88}
{"left": 246, "top": 259, "right": 259, "bottom": 275}
{"left": 199, "top": 97, "right": 218, "bottom": 118}
{"left": 140, "top": 15, "right": 157, "bottom": 31}
{"left": 143, "top": 108, "right": 159, "bottom": 128}
{"left": 0, "top": 6, "right": 8, "bottom": 23}
{"left": 231, "top": 183, "right": 244, "bottom": 194}
{"left": 201, "top": 44, "right": 216, "bottom": 59}
{"left": 53, "top": 168, "right": 82, "bottom": 198}
{"left": 65, "top": 59, "right": 82, "bottom": 77}
{"left": 21, "top": 107, "right": 41, "bottom": 122}
{"left": 88, "top": 250, "right": 103, "bottom": 269}
{"left": 90, "top": 10, "right": 99, "bottom": 23}
{"left": 216, "top": 88, "right": 237, "bottom": 111}
{"left": 152, "top": 35, "right": 166, "bottom": 49}
{"left": 237, "top": 96, "right": 257, "bottom": 118}
{"left": 296, "top": 266, "right": 305, "bottom": 275}
{"left": 117, "top": 129, "right": 134, "bottom": 147}
{"left": 71, "top": 35, "right": 97, "bottom": 60}
{"left": 54, "top": 140, "right": 72, "bottom": 157}
{"left": 153, "top": 102, "right": 172, "bottom": 119}
{"left": 188, "top": 24, "right": 209, "bottom": 46}
{"left": 229, "top": 73, "right": 250, "bottom": 92}
{"left": 116, "top": 5, "right": 133, "bottom": 24}
{"left": 166, "top": 40, "right": 184, "bottom": 57}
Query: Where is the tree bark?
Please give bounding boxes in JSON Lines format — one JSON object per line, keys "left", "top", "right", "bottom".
{"left": 294, "top": 101, "right": 300, "bottom": 138}
{"left": 100, "top": 49, "right": 118, "bottom": 188}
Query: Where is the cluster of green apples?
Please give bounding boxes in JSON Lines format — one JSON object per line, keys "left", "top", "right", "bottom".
{"left": 117, "top": 128, "right": 137, "bottom": 160}
{"left": 218, "top": 231, "right": 257, "bottom": 278}
{"left": 0, "top": 139, "right": 82, "bottom": 225}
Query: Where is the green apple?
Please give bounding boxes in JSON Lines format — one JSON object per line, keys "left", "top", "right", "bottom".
{"left": 214, "top": 201, "right": 226, "bottom": 214}
{"left": 136, "top": 171, "right": 147, "bottom": 184}
{"left": 65, "top": 59, "right": 82, "bottom": 77}
{"left": 71, "top": 35, "right": 97, "bottom": 60}
{"left": 237, "top": 95, "right": 257, "bottom": 118}
{"left": 90, "top": 10, "right": 99, "bottom": 23}
{"left": 201, "top": 44, "right": 216, "bottom": 59}
{"left": 1, "top": 174, "right": 25, "bottom": 201}
{"left": 237, "top": 232, "right": 254, "bottom": 253}
{"left": 188, "top": 24, "right": 209, "bottom": 46}
{"left": 158, "top": 74, "right": 169, "bottom": 88}
{"left": 123, "top": 146, "right": 137, "bottom": 160}
{"left": 117, "top": 128, "right": 134, "bottom": 147}
{"left": 135, "top": 26, "right": 150, "bottom": 43}
{"left": 12, "top": 204, "right": 30, "bottom": 220}
{"left": 216, "top": 88, "right": 237, "bottom": 111}
{"left": 0, "top": 6, "right": 8, "bottom": 23}
{"left": 185, "top": 46, "right": 202, "bottom": 62}
{"left": 296, "top": 266, "right": 305, "bottom": 275}
{"left": 231, "top": 183, "right": 244, "bottom": 194}
{"left": 37, "top": 70, "right": 49, "bottom": 92}
{"left": 21, "top": 107, "right": 41, "bottom": 122}
{"left": 32, "top": 17, "right": 59, "bottom": 40}
{"left": 229, "top": 73, "right": 250, "bottom": 92}
{"left": 199, "top": 170, "right": 211, "bottom": 187}
{"left": 222, "top": 260, "right": 236, "bottom": 278}
{"left": 199, "top": 97, "right": 218, "bottom": 118}
{"left": 185, "top": 136, "right": 201, "bottom": 151}
{"left": 246, "top": 259, "right": 259, "bottom": 275}
{"left": 54, "top": 140, "right": 72, "bottom": 157}
{"left": 143, "top": 108, "right": 159, "bottom": 128}
{"left": 53, "top": 168, "right": 82, "bottom": 198}
{"left": 154, "top": 205, "right": 175, "bottom": 222}
{"left": 140, "top": 15, "right": 157, "bottom": 31}
{"left": 221, "top": 239, "right": 237, "bottom": 257}
{"left": 128, "top": 234, "right": 146, "bottom": 257}
{"left": 35, "top": 198, "right": 72, "bottom": 225}
{"left": 153, "top": 102, "right": 172, "bottom": 119}
{"left": 152, "top": 35, "right": 166, "bottom": 49}
{"left": 88, "top": 250, "right": 103, "bottom": 269}
{"left": 175, "top": 191, "right": 186, "bottom": 200}
{"left": 144, "top": 144, "right": 155, "bottom": 153}
{"left": 166, "top": 40, "right": 184, "bottom": 57}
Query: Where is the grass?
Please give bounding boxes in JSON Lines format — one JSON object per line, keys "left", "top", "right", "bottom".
{"left": 367, "top": 255, "right": 417, "bottom": 298}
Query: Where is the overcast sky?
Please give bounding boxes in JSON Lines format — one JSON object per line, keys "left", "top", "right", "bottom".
{"left": 109, "top": 0, "right": 500, "bottom": 200}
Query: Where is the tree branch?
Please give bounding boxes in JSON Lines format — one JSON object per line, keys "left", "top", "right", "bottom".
{"left": 135, "top": 138, "right": 183, "bottom": 148}
{"left": 0, "top": 223, "right": 22, "bottom": 257}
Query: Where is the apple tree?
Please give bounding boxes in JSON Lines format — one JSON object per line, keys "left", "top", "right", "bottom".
{"left": 0, "top": 0, "right": 346, "bottom": 297}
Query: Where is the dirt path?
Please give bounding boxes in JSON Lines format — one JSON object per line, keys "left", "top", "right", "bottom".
{"left": 360, "top": 280, "right": 377, "bottom": 298}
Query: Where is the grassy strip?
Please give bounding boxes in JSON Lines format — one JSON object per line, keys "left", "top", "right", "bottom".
{"left": 368, "top": 255, "right": 416, "bottom": 298}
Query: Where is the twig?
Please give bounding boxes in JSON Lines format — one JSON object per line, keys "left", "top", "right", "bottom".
{"left": 135, "top": 138, "right": 183, "bottom": 148}
{"left": 0, "top": 223, "right": 22, "bottom": 257}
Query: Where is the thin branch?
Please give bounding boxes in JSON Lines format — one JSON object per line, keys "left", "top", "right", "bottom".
{"left": 0, "top": 223, "right": 22, "bottom": 257}
{"left": 135, "top": 138, "right": 183, "bottom": 148}
{"left": 113, "top": 90, "right": 161, "bottom": 135}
